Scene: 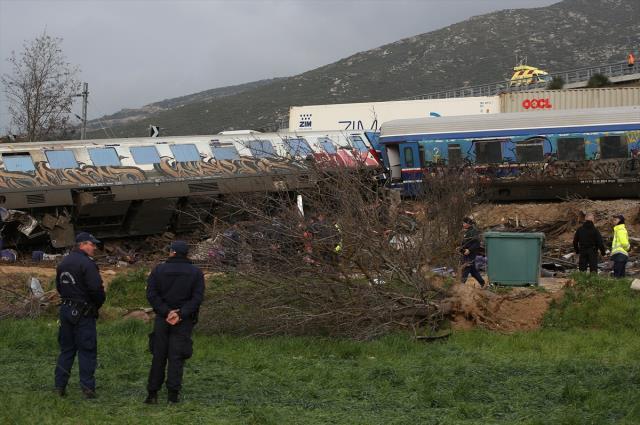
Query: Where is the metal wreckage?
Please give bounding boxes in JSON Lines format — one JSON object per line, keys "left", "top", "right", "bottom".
{"left": 0, "top": 130, "right": 380, "bottom": 249}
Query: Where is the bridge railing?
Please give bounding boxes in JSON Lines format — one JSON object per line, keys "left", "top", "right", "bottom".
{"left": 410, "top": 59, "right": 638, "bottom": 100}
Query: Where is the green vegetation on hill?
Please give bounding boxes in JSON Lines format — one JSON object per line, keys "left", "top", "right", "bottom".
{"left": 1, "top": 273, "right": 639, "bottom": 423}
{"left": 86, "top": 0, "right": 639, "bottom": 138}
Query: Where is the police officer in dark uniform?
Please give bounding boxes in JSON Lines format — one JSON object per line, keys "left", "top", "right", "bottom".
{"left": 54, "top": 232, "right": 105, "bottom": 399}
{"left": 145, "top": 241, "right": 204, "bottom": 404}
{"left": 573, "top": 213, "right": 606, "bottom": 273}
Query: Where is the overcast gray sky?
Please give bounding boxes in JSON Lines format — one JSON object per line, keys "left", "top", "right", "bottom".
{"left": 0, "top": 0, "right": 559, "bottom": 133}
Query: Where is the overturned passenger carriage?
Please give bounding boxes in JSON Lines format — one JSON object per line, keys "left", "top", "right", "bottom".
{"left": 0, "top": 130, "right": 379, "bottom": 246}
{"left": 379, "top": 107, "right": 640, "bottom": 200}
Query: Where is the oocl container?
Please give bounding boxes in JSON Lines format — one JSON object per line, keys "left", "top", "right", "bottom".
{"left": 499, "top": 87, "right": 640, "bottom": 113}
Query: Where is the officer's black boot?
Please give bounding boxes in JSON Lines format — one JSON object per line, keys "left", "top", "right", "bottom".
{"left": 54, "top": 387, "right": 66, "bottom": 397}
{"left": 168, "top": 390, "right": 179, "bottom": 404}
{"left": 82, "top": 387, "right": 97, "bottom": 399}
{"left": 144, "top": 391, "right": 158, "bottom": 404}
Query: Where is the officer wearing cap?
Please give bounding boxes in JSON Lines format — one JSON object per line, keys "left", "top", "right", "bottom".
{"left": 144, "top": 240, "right": 204, "bottom": 404}
{"left": 54, "top": 232, "right": 105, "bottom": 399}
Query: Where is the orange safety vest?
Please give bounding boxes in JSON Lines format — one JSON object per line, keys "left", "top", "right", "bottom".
{"left": 628, "top": 53, "right": 635, "bottom": 66}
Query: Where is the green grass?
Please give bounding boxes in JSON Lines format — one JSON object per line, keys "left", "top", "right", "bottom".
{"left": 544, "top": 272, "right": 640, "bottom": 330}
{"left": 104, "top": 268, "right": 149, "bottom": 309}
{"left": 0, "top": 274, "right": 639, "bottom": 424}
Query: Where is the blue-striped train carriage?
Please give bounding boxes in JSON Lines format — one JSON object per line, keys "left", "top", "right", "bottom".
{"left": 378, "top": 107, "right": 640, "bottom": 201}
{"left": 0, "top": 130, "right": 380, "bottom": 246}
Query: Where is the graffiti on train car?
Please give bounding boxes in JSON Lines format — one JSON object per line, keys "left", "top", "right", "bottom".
{"left": 0, "top": 161, "right": 147, "bottom": 189}
{"left": 0, "top": 156, "right": 311, "bottom": 190}
{"left": 482, "top": 159, "right": 633, "bottom": 182}
{"left": 153, "top": 156, "right": 308, "bottom": 178}
{"left": 415, "top": 130, "right": 640, "bottom": 184}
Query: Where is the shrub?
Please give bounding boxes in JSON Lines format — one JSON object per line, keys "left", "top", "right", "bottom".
{"left": 586, "top": 73, "right": 611, "bottom": 88}
{"left": 547, "top": 76, "right": 565, "bottom": 90}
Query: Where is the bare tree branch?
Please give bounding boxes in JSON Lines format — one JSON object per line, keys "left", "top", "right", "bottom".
{"left": 2, "top": 33, "right": 80, "bottom": 141}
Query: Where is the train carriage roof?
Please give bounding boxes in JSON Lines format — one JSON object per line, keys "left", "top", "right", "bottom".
{"left": 380, "top": 107, "right": 640, "bottom": 141}
{"left": 0, "top": 129, "right": 371, "bottom": 152}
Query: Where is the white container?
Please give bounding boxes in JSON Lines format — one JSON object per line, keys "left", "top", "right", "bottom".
{"left": 289, "top": 97, "right": 500, "bottom": 132}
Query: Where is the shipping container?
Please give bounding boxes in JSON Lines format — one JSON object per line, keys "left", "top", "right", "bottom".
{"left": 288, "top": 97, "right": 499, "bottom": 132}
{"left": 499, "top": 87, "right": 640, "bottom": 113}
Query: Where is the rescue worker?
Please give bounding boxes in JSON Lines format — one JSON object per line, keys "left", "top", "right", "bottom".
{"left": 145, "top": 241, "right": 204, "bottom": 404}
{"left": 460, "top": 217, "right": 485, "bottom": 287}
{"left": 611, "top": 215, "right": 630, "bottom": 278}
{"left": 628, "top": 52, "right": 635, "bottom": 68}
{"left": 572, "top": 213, "right": 606, "bottom": 273}
{"left": 54, "top": 232, "right": 105, "bottom": 399}
{"left": 311, "top": 214, "right": 342, "bottom": 266}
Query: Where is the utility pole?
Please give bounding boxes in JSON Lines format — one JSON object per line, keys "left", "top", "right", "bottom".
{"left": 73, "top": 83, "right": 89, "bottom": 139}
{"left": 80, "top": 82, "right": 88, "bottom": 140}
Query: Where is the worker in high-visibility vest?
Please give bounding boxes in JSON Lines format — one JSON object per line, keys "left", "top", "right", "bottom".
{"left": 628, "top": 52, "right": 635, "bottom": 68}
{"left": 311, "top": 214, "right": 342, "bottom": 266}
{"left": 610, "top": 215, "right": 630, "bottom": 278}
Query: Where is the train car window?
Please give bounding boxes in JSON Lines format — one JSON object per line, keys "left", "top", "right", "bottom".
{"left": 318, "top": 138, "right": 337, "bottom": 154}
{"left": 245, "top": 140, "right": 276, "bottom": 158}
{"left": 2, "top": 153, "right": 35, "bottom": 172}
{"left": 404, "top": 147, "right": 415, "bottom": 168}
{"left": 130, "top": 146, "right": 161, "bottom": 164}
{"left": 88, "top": 148, "right": 121, "bottom": 166}
{"left": 211, "top": 145, "right": 239, "bottom": 160}
{"left": 557, "top": 138, "right": 585, "bottom": 161}
{"left": 349, "top": 135, "right": 369, "bottom": 152}
{"left": 284, "top": 138, "right": 313, "bottom": 157}
{"left": 600, "top": 136, "right": 627, "bottom": 159}
{"left": 448, "top": 144, "right": 462, "bottom": 166}
{"left": 170, "top": 144, "right": 200, "bottom": 162}
{"left": 516, "top": 139, "right": 544, "bottom": 163}
{"left": 45, "top": 150, "right": 78, "bottom": 169}
{"left": 474, "top": 140, "right": 502, "bottom": 164}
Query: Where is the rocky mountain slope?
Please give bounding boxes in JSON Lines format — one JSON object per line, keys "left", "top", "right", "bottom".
{"left": 86, "top": 0, "right": 639, "bottom": 138}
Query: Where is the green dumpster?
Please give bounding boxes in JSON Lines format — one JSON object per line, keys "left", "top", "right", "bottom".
{"left": 484, "top": 232, "right": 545, "bottom": 286}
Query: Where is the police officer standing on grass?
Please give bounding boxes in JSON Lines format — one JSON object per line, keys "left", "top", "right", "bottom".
{"left": 573, "top": 213, "right": 606, "bottom": 273}
{"left": 54, "top": 232, "right": 105, "bottom": 399}
{"left": 145, "top": 241, "right": 204, "bottom": 404}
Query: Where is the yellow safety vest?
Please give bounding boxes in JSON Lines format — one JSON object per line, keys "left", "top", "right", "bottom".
{"left": 611, "top": 224, "right": 630, "bottom": 256}
{"left": 334, "top": 223, "right": 343, "bottom": 254}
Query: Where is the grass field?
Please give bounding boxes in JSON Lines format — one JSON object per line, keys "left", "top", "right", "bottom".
{"left": 1, "top": 274, "right": 640, "bottom": 424}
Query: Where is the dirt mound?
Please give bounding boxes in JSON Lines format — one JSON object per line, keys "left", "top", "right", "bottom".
{"left": 446, "top": 283, "right": 565, "bottom": 332}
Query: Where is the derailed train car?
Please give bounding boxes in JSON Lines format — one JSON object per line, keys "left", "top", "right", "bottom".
{"left": 379, "top": 107, "right": 640, "bottom": 200}
{"left": 0, "top": 130, "right": 379, "bottom": 246}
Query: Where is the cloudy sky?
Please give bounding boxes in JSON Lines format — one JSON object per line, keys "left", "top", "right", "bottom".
{"left": 0, "top": 0, "right": 559, "bottom": 133}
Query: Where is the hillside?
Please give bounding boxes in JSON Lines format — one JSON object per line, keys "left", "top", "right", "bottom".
{"left": 86, "top": 0, "right": 639, "bottom": 138}
{"left": 85, "top": 78, "right": 282, "bottom": 134}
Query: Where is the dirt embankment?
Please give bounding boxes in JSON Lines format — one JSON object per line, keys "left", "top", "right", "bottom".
{"left": 446, "top": 279, "right": 568, "bottom": 332}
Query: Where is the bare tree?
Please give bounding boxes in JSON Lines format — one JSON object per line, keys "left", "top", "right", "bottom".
{"left": 2, "top": 33, "right": 80, "bottom": 141}
{"left": 195, "top": 154, "right": 481, "bottom": 339}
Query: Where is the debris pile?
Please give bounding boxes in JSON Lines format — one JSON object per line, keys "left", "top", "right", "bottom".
{"left": 472, "top": 200, "right": 640, "bottom": 277}
{"left": 0, "top": 272, "right": 58, "bottom": 319}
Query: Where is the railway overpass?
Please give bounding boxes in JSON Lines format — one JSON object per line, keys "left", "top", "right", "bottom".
{"left": 410, "top": 60, "right": 640, "bottom": 100}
